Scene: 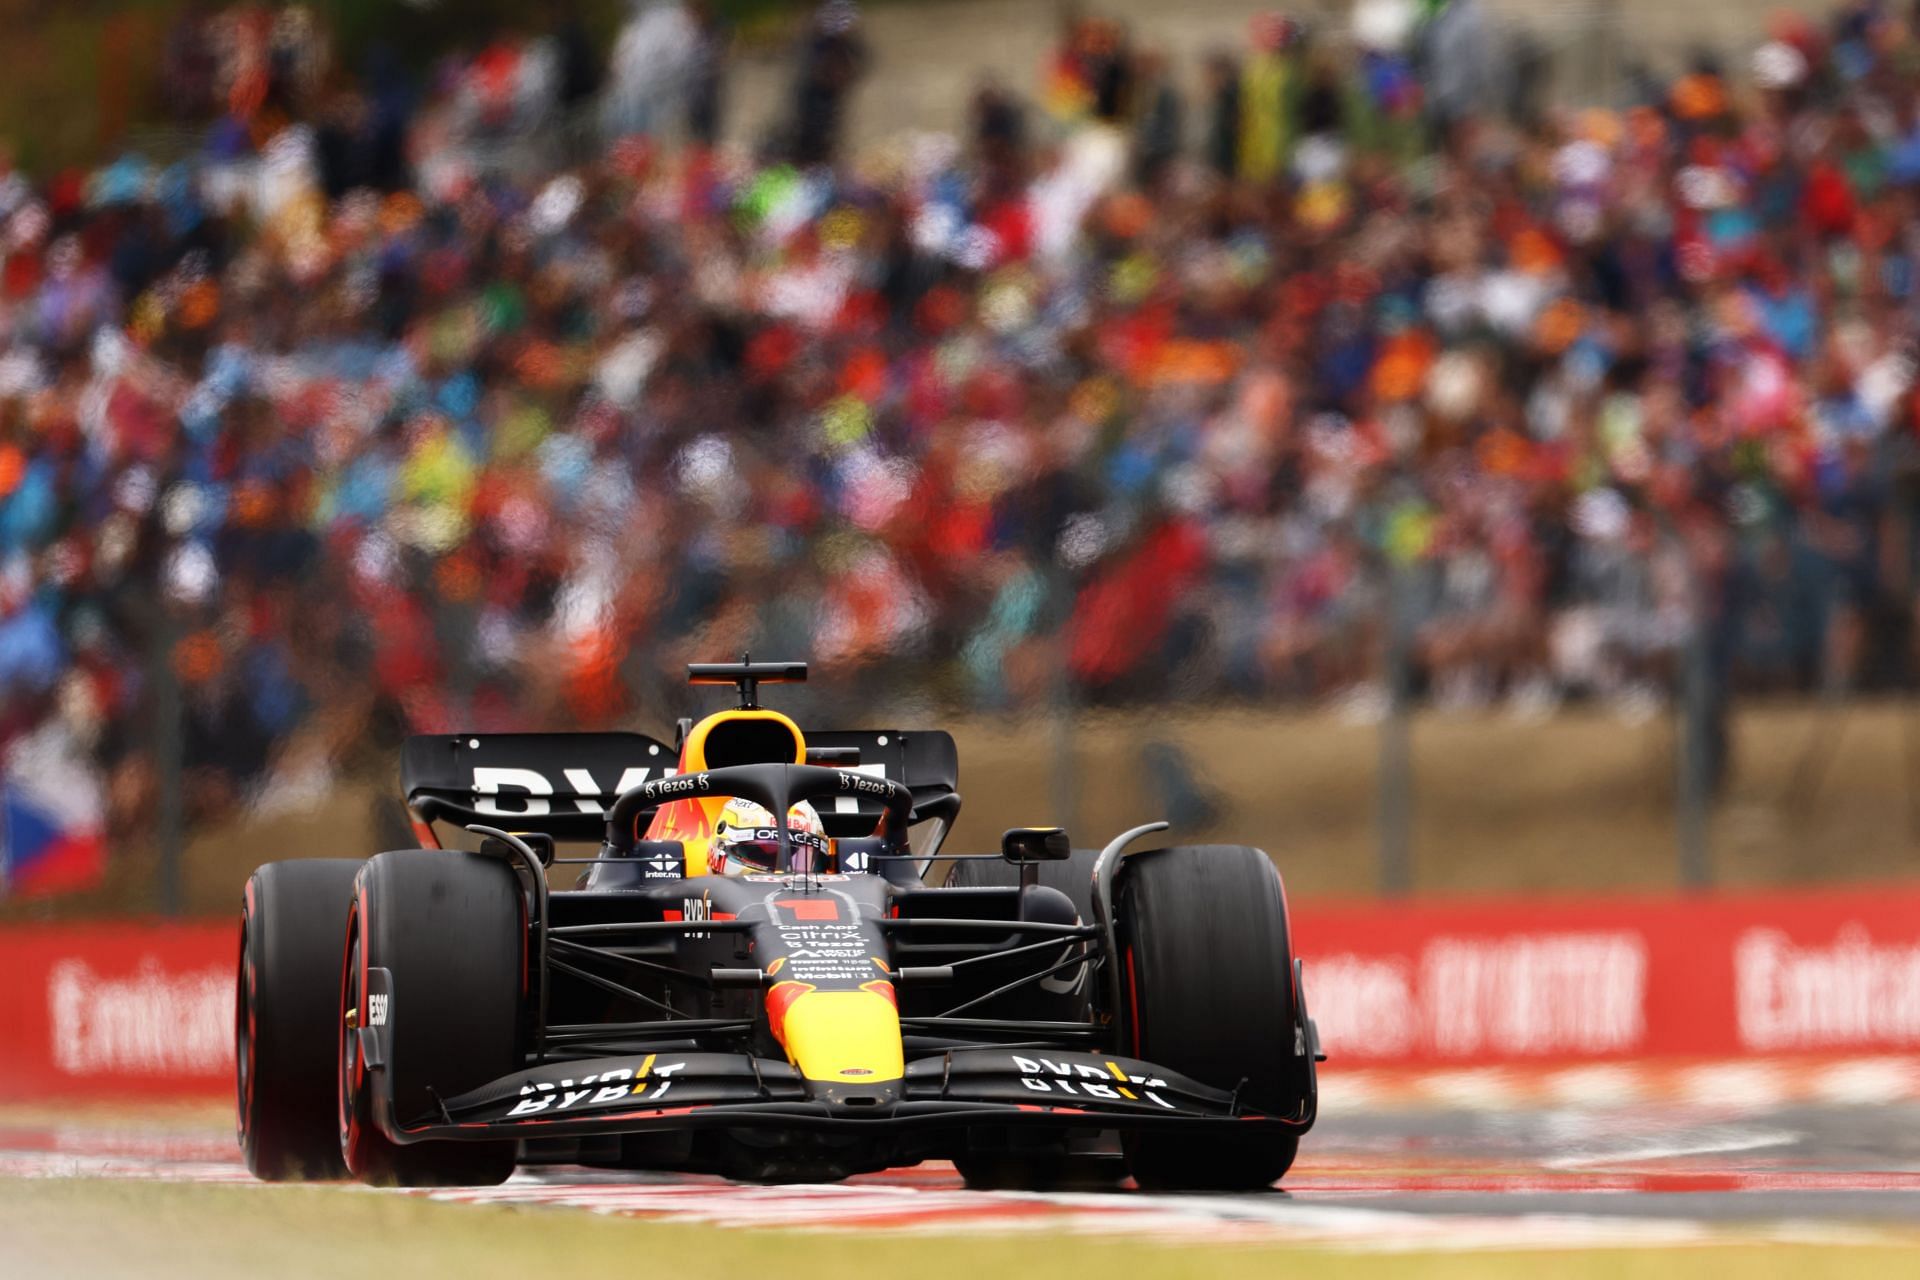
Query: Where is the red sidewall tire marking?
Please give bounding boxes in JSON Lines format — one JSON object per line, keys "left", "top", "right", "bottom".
{"left": 338, "top": 894, "right": 369, "bottom": 1175}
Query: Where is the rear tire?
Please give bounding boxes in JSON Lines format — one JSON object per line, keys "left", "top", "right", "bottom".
{"left": 1115, "top": 845, "right": 1308, "bottom": 1191}
{"left": 237, "top": 859, "right": 364, "bottom": 1181}
{"left": 340, "top": 850, "right": 524, "bottom": 1187}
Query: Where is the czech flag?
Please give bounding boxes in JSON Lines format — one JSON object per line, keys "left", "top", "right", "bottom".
{"left": 1, "top": 722, "right": 106, "bottom": 898}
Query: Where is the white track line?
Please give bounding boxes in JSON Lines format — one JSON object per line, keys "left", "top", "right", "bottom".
{"left": 6, "top": 1144, "right": 1914, "bottom": 1252}
{"left": 1542, "top": 1065, "right": 1651, "bottom": 1108}
{"left": 1812, "top": 1058, "right": 1920, "bottom": 1107}
{"left": 1544, "top": 1127, "right": 1801, "bottom": 1170}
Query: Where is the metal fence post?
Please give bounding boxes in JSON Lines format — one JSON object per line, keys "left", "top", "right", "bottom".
{"left": 1676, "top": 544, "right": 1713, "bottom": 889}
{"left": 1379, "top": 558, "right": 1414, "bottom": 897}
{"left": 1047, "top": 561, "right": 1078, "bottom": 835}
{"left": 152, "top": 613, "right": 185, "bottom": 916}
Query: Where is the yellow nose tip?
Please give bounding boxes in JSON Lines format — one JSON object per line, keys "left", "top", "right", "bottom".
{"left": 777, "top": 989, "right": 904, "bottom": 1084}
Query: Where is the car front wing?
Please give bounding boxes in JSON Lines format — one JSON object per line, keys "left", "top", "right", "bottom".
{"left": 370, "top": 1048, "right": 1314, "bottom": 1144}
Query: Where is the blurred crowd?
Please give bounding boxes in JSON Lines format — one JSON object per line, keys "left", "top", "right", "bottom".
{"left": 5, "top": 0, "right": 1920, "bottom": 839}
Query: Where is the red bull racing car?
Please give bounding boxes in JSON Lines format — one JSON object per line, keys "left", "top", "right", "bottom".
{"left": 236, "top": 661, "right": 1321, "bottom": 1190}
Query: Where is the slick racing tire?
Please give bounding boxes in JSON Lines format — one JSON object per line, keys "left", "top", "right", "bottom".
{"left": 340, "top": 850, "right": 523, "bottom": 1187}
{"left": 1115, "top": 845, "right": 1308, "bottom": 1191}
{"left": 237, "top": 859, "right": 365, "bottom": 1181}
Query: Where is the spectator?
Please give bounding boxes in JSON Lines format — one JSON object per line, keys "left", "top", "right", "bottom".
{"left": 686, "top": 0, "right": 729, "bottom": 148}
{"left": 972, "top": 77, "right": 1030, "bottom": 197}
{"left": 1239, "top": 12, "right": 1301, "bottom": 183}
{"left": 2, "top": 0, "right": 1919, "bottom": 880}
{"left": 1201, "top": 50, "right": 1241, "bottom": 180}
{"left": 789, "top": 0, "right": 869, "bottom": 167}
{"left": 1130, "top": 47, "right": 1183, "bottom": 188}
{"left": 603, "top": 0, "right": 701, "bottom": 141}
{"left": 1417, "top": 0, "right": 1499, "bottom": 136}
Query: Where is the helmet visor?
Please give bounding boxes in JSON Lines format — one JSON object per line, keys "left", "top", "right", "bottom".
{"left": 719, "top": 827, "right": 828, "bottom": 873}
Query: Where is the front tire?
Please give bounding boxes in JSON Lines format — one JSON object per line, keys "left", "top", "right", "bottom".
{"left": 1115, "top": 845, "right": 1310, "bottom": 1191}
{"left": 339, "top": 850, "right": 524, "bottom": 1187}
{"left": 237, "top": 859, "right": 364, "bottom": 1181}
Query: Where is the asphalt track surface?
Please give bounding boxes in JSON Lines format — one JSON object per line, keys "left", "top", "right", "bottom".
{"left": 5, "top": 1087, "right": 1920, "bottom": 1249}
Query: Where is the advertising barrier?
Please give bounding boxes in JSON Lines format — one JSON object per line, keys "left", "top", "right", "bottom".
{"left": 2, "top": 883, "right": 1918, "bottom": 1100}
{"left": 0, "top": 923, "right": 235, "bottom": 1100}
{"left": 1296, "top": 885, "right": 1920, "bottom": 1064}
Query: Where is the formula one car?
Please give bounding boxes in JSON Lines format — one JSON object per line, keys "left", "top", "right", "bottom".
{"left": 236, "top": 661, "right": 1321, "bottom": 1190}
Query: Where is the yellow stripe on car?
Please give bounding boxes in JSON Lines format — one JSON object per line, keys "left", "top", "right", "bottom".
{"left": 778, "top": 988, "right": 904, "bottom": 1083}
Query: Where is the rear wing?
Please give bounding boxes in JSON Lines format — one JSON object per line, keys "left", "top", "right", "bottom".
{"left": 806, "top": 729, "right": 961, "bottom": 841}
{"left": 402, "top": 732, "right": 679, "bottom": 843}
{"left": 401, "top": 728, "right": 960, "bottom": 846}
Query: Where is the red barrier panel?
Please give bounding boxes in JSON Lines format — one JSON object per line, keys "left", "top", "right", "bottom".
{"left": 0, "top": 923, "right": 235, "bottom": 1100}
{"left": 1294, "top": 884, "right": 1920, "bottom": 1064}
{"left": 2, "top": 883, "right": 1918, "bottom": 1100}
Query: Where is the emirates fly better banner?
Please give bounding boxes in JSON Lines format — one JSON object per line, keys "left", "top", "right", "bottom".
{"left": 2, "top": 884, "right": 1918, "bottom": 1099}
{"left": 1295, "top": 885, "right": 1920, "bottom": 1063}
{"left": 0, "top": 924, "right": 235, "bottom": 1099}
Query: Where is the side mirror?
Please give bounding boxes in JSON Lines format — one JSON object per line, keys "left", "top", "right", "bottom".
{"left": 1001, "top": 827, "right": 1071, "bottom": 864}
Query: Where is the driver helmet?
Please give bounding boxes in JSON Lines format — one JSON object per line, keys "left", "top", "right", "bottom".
{"left": 709, "top": 798, "right": 829, "bottom": 876}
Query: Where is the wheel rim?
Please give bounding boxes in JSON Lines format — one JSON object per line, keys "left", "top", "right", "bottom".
{"left": 235, "top": 923, "right": 254, "bottom": 1142}
{"left": 338, "top": 907, "right": 361, "bottom": 1160}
